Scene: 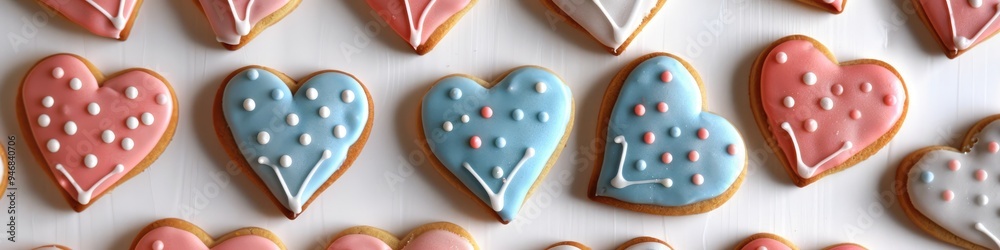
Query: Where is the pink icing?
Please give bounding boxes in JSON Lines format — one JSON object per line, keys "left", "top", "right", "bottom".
{"left": 826, "top": 244, "right": 866, "bottom": 250}
{"left": 327, "top": 234, "right": 392, "bottom": 250}
{"left": 196, "top": 0, "right": 291, "bottom": 45}
{"left": 22, "top": 54, "right": 173, "bottom": 206}
{"left": 134, "top": 227, "right": 279, "bottom": 250}
{"left": 760, "top": 39, "right": 905, "bottom": 179}
{"left": 740, "top": 238, "right": 793, "bottom": 250}
{"left": 812, "top": 0, "right": 844, "bottom": 12}
{"left": 919, "top": 0, "right": 1000, "bottom": 52}
{"left": 37, "top": 0, "right": 139, "bottom": 39}
{"left": 366, "top": 0, "right": 473, "bottom": 49}
{"left": 400, "top": 230, "right": 473, "bottom": 250}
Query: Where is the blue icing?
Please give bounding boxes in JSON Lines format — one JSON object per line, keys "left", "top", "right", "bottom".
{"left": 222, "top": 68, "right": 369, "bottom": 215}
{"left": 596, "top": 55, "right": 745, "bottom": 207}
{"left": 421, "top": 67, "right": 572, "bottom": 222}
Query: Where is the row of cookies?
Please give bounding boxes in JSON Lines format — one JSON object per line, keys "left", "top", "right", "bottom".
{"left": 29, "top": 218, "right": 865, "bottom": 249}
{"left": 30, "top": 1, "right": 999, "bottom": 57}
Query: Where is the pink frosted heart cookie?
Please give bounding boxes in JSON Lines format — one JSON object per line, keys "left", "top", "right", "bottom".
{"left": 750, "top": 35, "right": 907, "bottom": 187}
{"left": 795, "top": 0, "right": 847, "bottom": 14}
{"left": 194, "top": 0, "right": 301, "bottom": 50}
{"left": 325, "top": 222, "right": 479, "bottom": 250}
{"left": 366, "top": 0, "right": 477, "bottom": 55}
{"left": 912, "top": 0, "right": 1000, "bottom": 58}
{"left": 541, "top": 0, "right": 667, "bottom": 55}
{"left": 17, "top": 54, "right": 178, "bottom": 211}
{"left": 35, "top": 0, "right": 143, "bottom": 40}
{"left": 130, "top": 218, "right": 285, "bottom": 250}
{"left": 734, "top": 233, "right": 867, "bottom": 250}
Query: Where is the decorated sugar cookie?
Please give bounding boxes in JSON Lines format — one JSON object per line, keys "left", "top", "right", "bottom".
{"left": 34, "top": 0, "right": 142, "bottom": 40}
{"left": 17, "top": 54, "right": 178, "bottom": 211}
{"left": 912, "top": 0, "right": 1000, "bottom": 58}
{"left": 897, "top": 115, "right": 1000, "bottom": 249}
{"left": 130, "top": 218, "right": 285, "bottom": 250}
{"left": 32, "top": 245, "right": 71, "bottom": 250}
{"left": 194, "top": 0, "right": 301, "bottom": 50}
{"left": 734, "top": 233, "right": 867, "bottom": 250}
{"left": 419, "top": 66, "right": 574, "bottom": 224}
{"left": 546, "top": 237, "right": 673, "bottom": 250}
{"left": 366, "top": 0, "right": 477, "bottom": 55}
{"left": 325, "top": 222, "right": 479, "bottom": 250}
{"left": 794, "top": 0, "right": 847, "bottom": 14}
{"left": 541, "top": 0, "right": 666, "bottom": 55}
{"left": 590, "top": 53, "right": 746, "bottom": 215}
{"left": 750, "top": 35, "right": 908, "bottom": 187}
{"left": 545, "top": 241, "right": 591, "bottom": 250}
{"left": 213, "top": 66, "right": 373, "bottom": 219}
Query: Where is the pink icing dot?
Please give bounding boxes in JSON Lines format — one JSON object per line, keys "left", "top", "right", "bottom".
{"left": 661, "top": 152, "right": 672, "bottom": 164}
{"left": 689, "top": 151, "right": 700, "bottom": 162}
{"left": 481, "top": 106, "right": 493, "bottom": 119}
{"left": 657, "top": 102, "right": 668, "bottom": 113}
{"left": 661, "top": 70, "right": 672, "bottom": 82}
{"left": 643, "top": 132, "right": 655, "bottom": 144}
{"left": 727, "top": 144, "right": 737, "bottom": 155}
{"left": 470, "top": 136, "right": 482, "bottom": 149}
{"left": 803, "top": 119, "right": 818, "bottom": 132}
{"left": 697, "top": 128, "right": 709, "bottom": 140}
{"left": 990, "top": 141, "right": 999, "bottom": 153}
{"left": 883, "top": 95, "right": 896, "bottom": 106}
{"left": 948, "top": 159, "right": 961, "bottom": 171}
{"left": 942, "top": 190, "right": 954, "bottom": 202}
{"left": 850, "top": 110, "right": 862, "bottom": 120}
{"left": 861, "top": 82, "right": 872, "bottom": 92}
{"left": 976, "top": 169, "right": 988, "bottom": 182}
{"left": 634, "top": 104, "right": 646, "bottom": 116}
{"left": 692, "top": 174, "right": 704, "bottom": 185}
{"left": 832, "top": 84, "right": 844, "bottom": 95}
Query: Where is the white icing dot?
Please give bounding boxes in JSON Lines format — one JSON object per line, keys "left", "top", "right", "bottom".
{"left": 306, "top": 88, "right": 318, "bottom": 100}
{"left": 38, "top": 114, "right": 50, "bottom": 127}
{"left": 978, "top": 194, "right": 990, "bottom": 206}
{"left": 84, "top": 154, "right": 98, "bottom": 168}
{"left": 47, "top": 139, "right": 60, "bottom": 152}
{"left": 125, "top": 86, "right": 138, "bottom": 99}
{"left": 279, "top": 155, "right": 292, "bottom": 168}
{"left": 247, "top": 69, "right": 259, "bottom": 80}
{"left": 803, "top": 72, "right": 817, "bottom": 85}
{"left": 69, "top": 78, "right": 82, "bottom": 90}
{"left": 492, "top": 166, "right": 504, "bottom": 179}
{"left": 156, "top": 94, "right": 169, "bottom": 105}
{"left": 318, "top": 106, "right": 330, "bottom": 118}
{"left": 272, "top": 89, "right": 284, "bottom": 100}
{"left": 126, "top": 116, "right": 139, "bottom": 129}
{"left": 141, "top": 112, "right": 154, "bottom": 125}
{"left": 820, "top": 97, "right": 834, "bottom": 110}
{"left": 153, "top": 240, "right": 164, "bottom": 250}
{"left": 101, "top": 130, "right": 115, "bottom": 143}
{"left": 971, "top": 0, "right": 983, "bottom": 8}
{"left": 776, "top": 52, "right": 788, "bottom": 64}
{"left": 257, "top": 131, "right": 270, "bottom": 145}
{"left": 122, "top": 138, "right": 134, "bottom": 150}
{"left": 334, "top": 125, "right": 347, "bottom": 139}
{"left": 342, "top": 90, "right": 355, "bottom": 103}
{"left": 661, "top": 178, "right": 673, "bottom": 188}
{"left": 42, "top": 96, "right": 54, "bottom": 108}
{"left": 243, "top": 98, "right": 256, "bottom": 111}
{"left": 783, "top": 96, "right": 795, "bottom": 108}
{"left": 535, "top": 82, "right": 547, "bottom": 93}
{"left": 443, "top": 121, "right": 453, "bottom": 132}
{"left": 286, "top": 114, "right": 299, "bottom": 126}
{"left": 461, "top": 115, "right": 470, "bottom": 123}
{"left": 299, "top": 134, "right": 312, "bottom": 146}
{"left": 52, "top": 67, "right": 64, "bottom": 79}
{"left": 87, "top": 102, "right": 101, "bottom": 115}
{"left": 64, "top": 121, "right": 77, "bottom": 135}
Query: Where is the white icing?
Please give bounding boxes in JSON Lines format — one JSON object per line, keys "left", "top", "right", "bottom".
{"left": 141, "top": 112, "right": 154, "bottom": 125}
{"left": 402, "top": 0, "right": 439, "bottom": 48}
{"left": 279, "top": 155, "right": 292, "bottom": 168}
{"left": 122, "top": 138, "right": 134, "bottom": 151}
{"left": 47, "top": 139, "right": 60, "bottom": 153}
{"left": 52, "top": 67, "right": 64, "bottom": 79}
{"left": 945, "top": 0, "right": 1000, "bottom": 50}
{"left": 84, "top": 154, "right": 98, "bottom": 168}
{"left": 783, "top": 96, "right": 795, "bottom": 108}
{"left": 69, "top": 78, "right": 82, "bottom": 90}
{"left": 461, "top": 115, "right": 470, "bottom": 123}
{"left": 299, "top": 133, "right": 312, "bottom": 146}
{"left": 333, "top": 125, "right": 347, "bottom": 139}
{"left": 286, "top": 113, "right": 299, "bottom": 126}
{"left": 84, "top": 0, "right": 129, "bottom": 38}
{"left": 976, "top": 223, "right": 1000, "bottom": 249}
{"left": 42, "top": 96, "right": 54, "bottom": 108}
{"left": 55, "top": 163, "right": 124, "bottom": 204}
{"left": 609, "top": 136, "right": 673, "bottom": 188}
{"left": 220, "top": 0, "right": 255, "bottom": 44}
{"left": 443, "top": 121, "right": 453, "bottom": 132}
{"left": 153, "top": 240, "right": 164, "bottom": 250}
{"left": 820, "top": 97, "right": 834, "bottom": 110}
{"left": 38, "top": 114, "right": 51, "bottom": 127}
{"left": 553, "top": 0, "right": 658, "bottom": 52}
{"left": 780, "top": 122, "right": 853, "bottom": 178}
{"left": 547, "top": 245, "right": 582, "bottom": 250}
{"left": 87, "top": 102, "right": 101, "bottom": 115}
{"left": 126, "top": 116, "right": 139, "bottom": 129}
{"left": 623, "top": 241, "right": 672, "bottom": 250}
{"left": 318, "top": 106, "right": 330, "bottom": 118}
{"left": 243, "top": 98, "right": 256, "bottom": 111}
{"left": 776, "top": 52, "right": 788, "bottom": 64}
{"left": 535, "top": 82, "right": 547, "bottom": 93}
{"left": 803, "top": 72, "right": 817, "bottom": 85}
{"left": 101, "top": 130, "right": 115, "bottom": 143}
{"left": 972, "top": 0, "right": 984, "bottom": 8}
{"left": 342, "top": 90, "right": 355, "bottom": 103}
{"left": 257, "top": 131, "right": 270, "bottom": 145}
{"left": 306, "top": 88, "right": 318, "bottom": 100}
{"left": 257, "top": 150, "right": 332, "bottom": 214}
{"left": 64, "top": 121, "right": 77, "bottom": 135}
{"left": 156, "top": 94, "right": 169, "bottom": 105}
{"left": 462, "top": 147, "right": 534, "bottom": 211}
{"left": 125, "top": 86, "right": 138, "bottom": 99}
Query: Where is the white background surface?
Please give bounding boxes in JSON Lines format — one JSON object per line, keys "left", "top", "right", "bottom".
{"left": 0, "top": 0, "right": 995, "bottom": 249}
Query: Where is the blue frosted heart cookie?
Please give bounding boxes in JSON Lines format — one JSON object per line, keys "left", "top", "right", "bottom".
{"left": 590, "top": 53, "right": 746, "bottom": 215}
{"left": 419, "top": 66, "right": 574, "bottom": 224}
{"left": 214, "top": 66, "right": 373, "bottom": 219}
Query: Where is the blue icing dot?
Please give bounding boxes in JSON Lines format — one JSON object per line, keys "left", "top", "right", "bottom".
{"left": 635, "top": 160, "right": 646, "bottom": 171}
{"left": 670, "top": 127, "right": 681, "bottom": 138}
{"left": 271, "top": 89, "right": 284, "bottom": 100}
{"left": 920, "top": 171, "right": 934, "bottom": 183}
{"left": 496, "top": 137, "right": 506, "bottom": 148}
{"left": 247, "top": 69, "right": 259, "bottom": 80}
{"left": 512, "top": 109, "right": 524, "bottom": 121}
{"left": 538, "top": 112, "right": 549, "bottom": 122}
{"left": 449, "top": 88, "right": 462, "bottom": 100}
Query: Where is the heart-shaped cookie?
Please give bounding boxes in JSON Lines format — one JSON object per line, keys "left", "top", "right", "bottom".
{"left": 897, "top": 115, "right": 1000, "bottom": 249}
{"left": 734, "top": 233, "right": 866, "bottom": 250}
{"left": 18, "top": 54, "right": 178, "bottom": 211}
{"left": 214, "top": 66, "right": 373, "bottom": 219}
{"left": 419, "top": 66, "right": 574, "bottom": 224}
{"left": 366, "top": 0, "right": 477, "bottom": 55}
{"left": 912, "top": 0, "right": 1000, "bottom": 58}
{"left": 546, "top": 237, "right": 674, "bottom": 250}
{"left": 32, "top": 245, "right": 71, "bottom": 250}
{"left": 750, "top": 35, "right": 908, "bottom": 187}
{"left": 35, "top": 0, "right": 143, "bottom": 40}
{"left": 194, "top": 0, "right": 301, "bottom": 50}
{"left": 591, "top": 53, "right": 746, "bottom": 215}
{"left": 130, "top": 218, "right": 285, "bottom": 250}
{"left": 325, "top": 222, "right": 479, "bottom": 250}
{"left": 794, "top": 0, "right": 847, "bottom": 14}
{"left": 541, "top": 0, "right": 666, "bottom": 55}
